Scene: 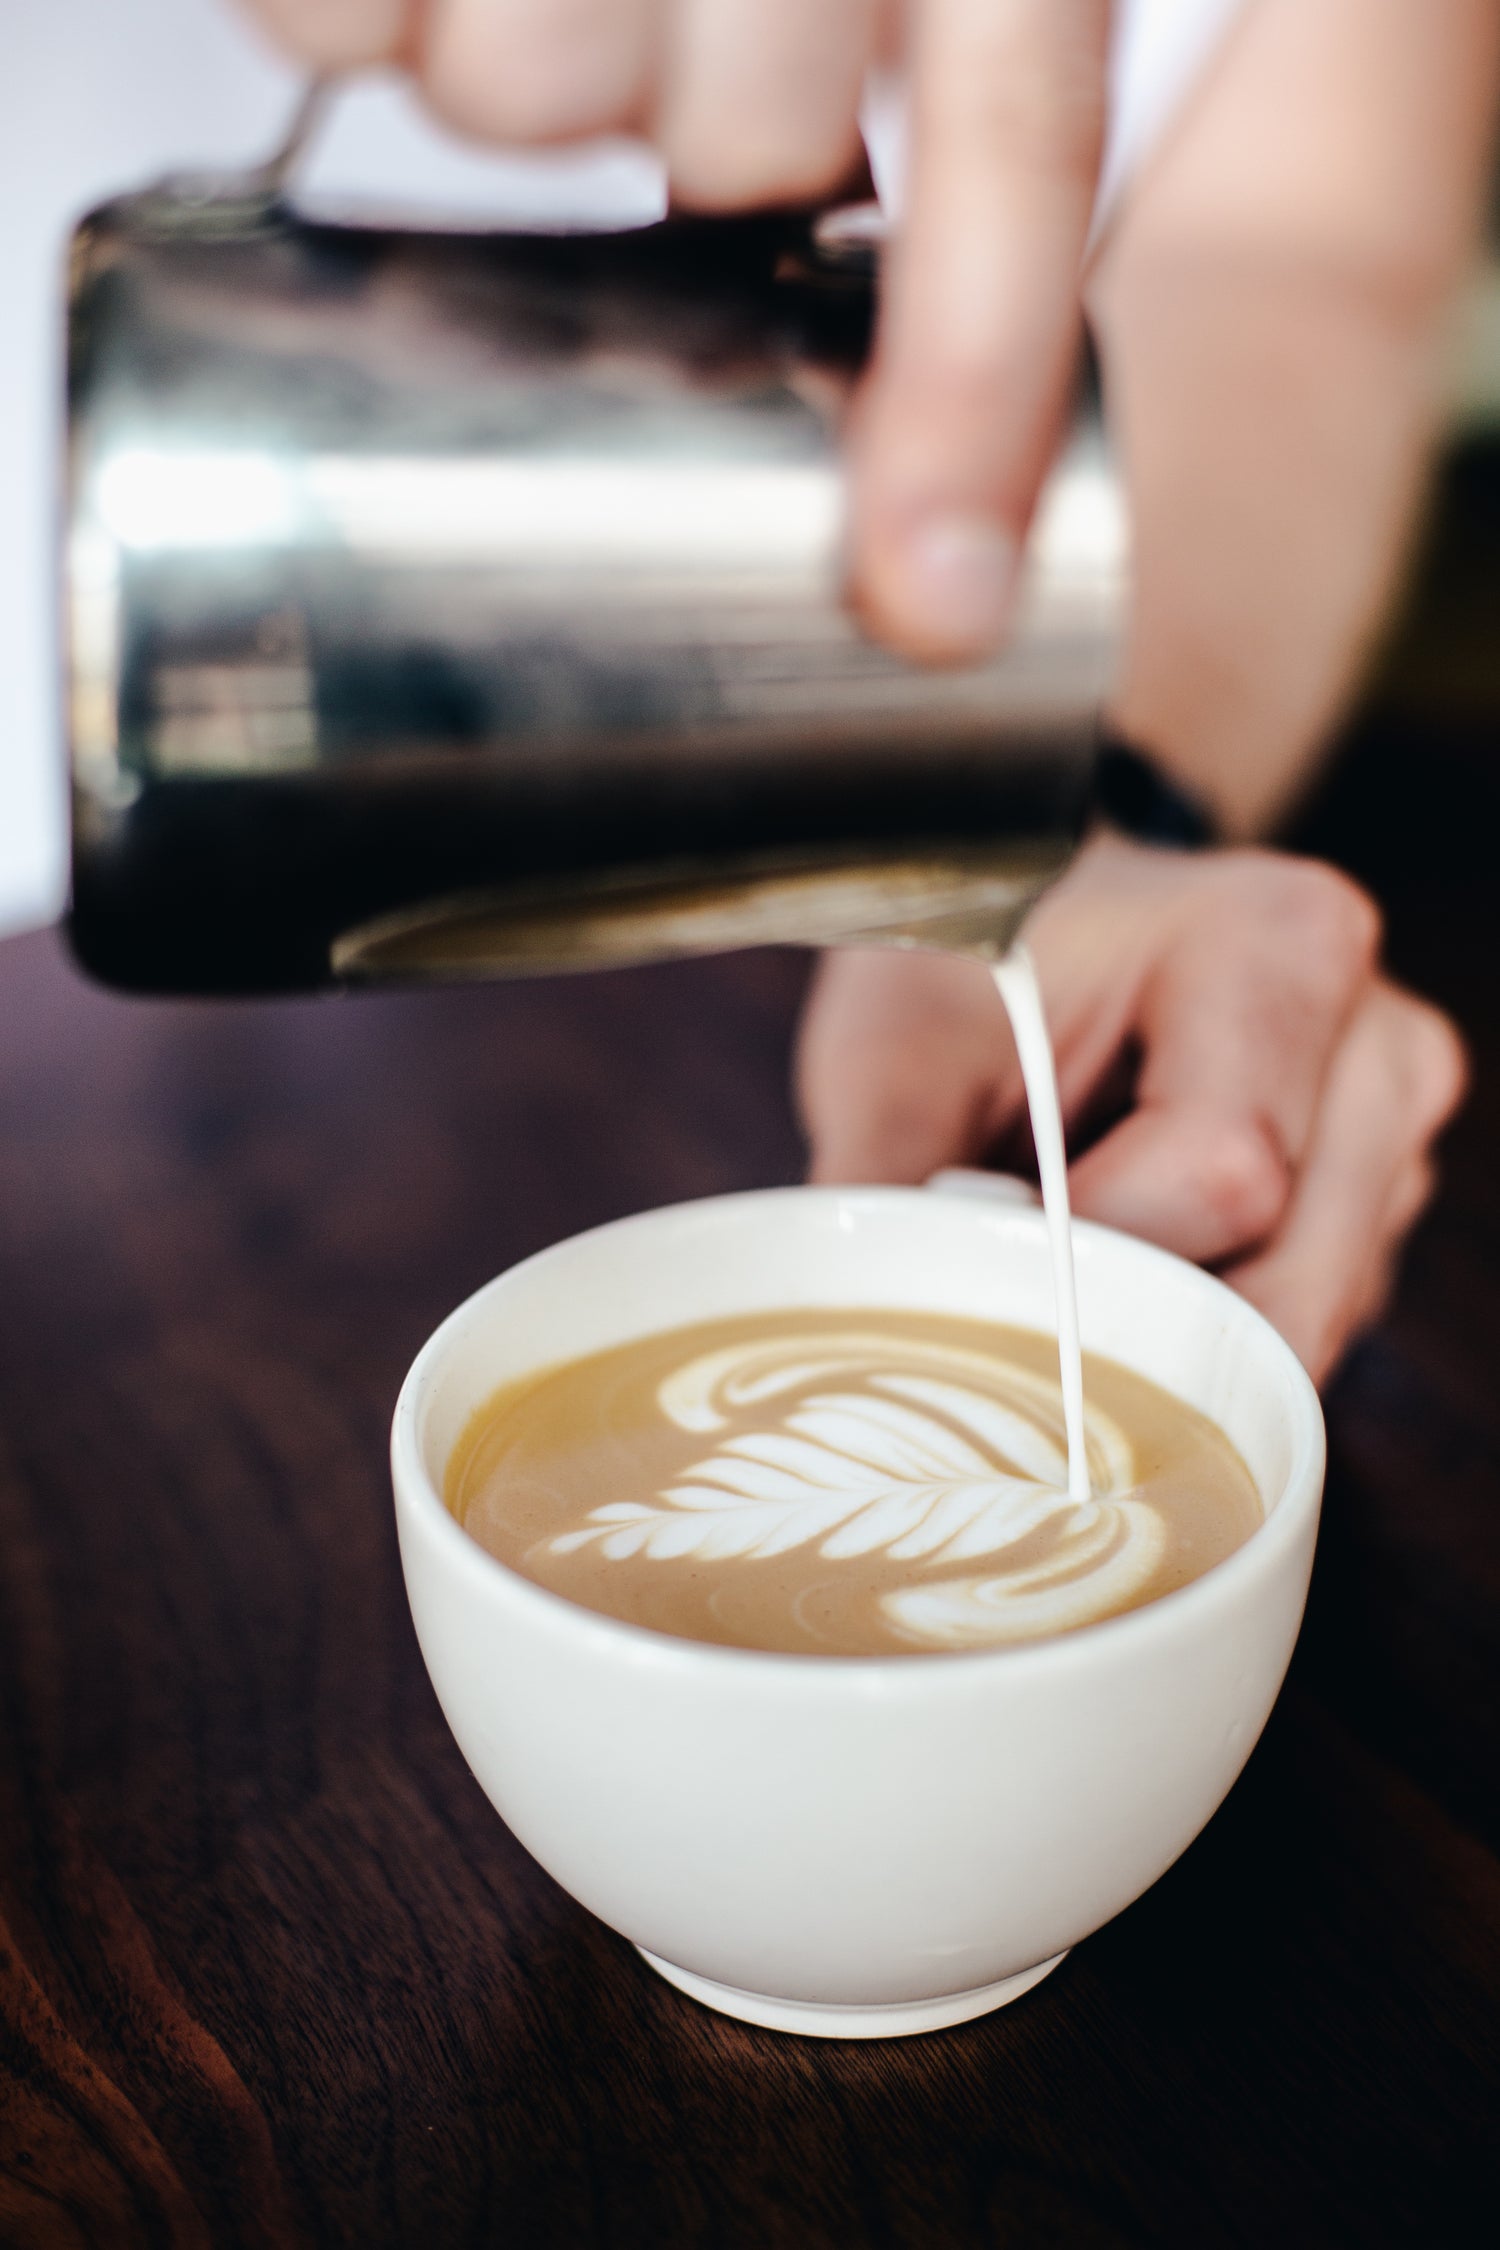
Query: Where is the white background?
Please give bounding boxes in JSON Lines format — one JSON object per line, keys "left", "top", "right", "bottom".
{"left": 3, "top": 3, "right": 291, "bottom": 937}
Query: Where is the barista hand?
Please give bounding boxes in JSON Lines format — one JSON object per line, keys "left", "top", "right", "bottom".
{"left": 242, "top": 0, "right": 1492, "bottom": 1378}
{"left": 797, "top": 838, "right": 1467, "bottom": 1387}
{"left": 793, "top": 0, "right": 1488, "bottom": 1382}
{"left": 242, "top": 0, "right": 1109, "bottom": 665}
{"left": 241, "top": 0, "right": 1498, "bottom": 803}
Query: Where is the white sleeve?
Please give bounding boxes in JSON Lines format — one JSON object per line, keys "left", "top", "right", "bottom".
{"left": 860, "top": 0, "right": 1248, "bottom": 238}
{"left": 1095, "top": 0, "right": 1247, "bottom": 224}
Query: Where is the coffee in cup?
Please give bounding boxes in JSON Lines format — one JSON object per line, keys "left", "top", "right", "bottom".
{"left": 447, "top": 1307, "right": 1261, "bottom": 1657}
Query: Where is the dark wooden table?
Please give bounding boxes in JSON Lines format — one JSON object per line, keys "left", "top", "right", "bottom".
{"left": 1, "top": 721, "right": 1497, "bottom": 2248}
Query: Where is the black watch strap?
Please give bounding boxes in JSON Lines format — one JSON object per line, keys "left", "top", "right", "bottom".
{"left": 1092, "top": 737, "right": 1219, "bottom": 850}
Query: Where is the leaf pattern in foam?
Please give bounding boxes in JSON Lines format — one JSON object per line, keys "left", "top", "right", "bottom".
{"left": 548, "top": 1333, "right": 1152, "bottom": 1610}
{"left": 883, "top": 1502, "right": 1167, "bottom": 1646}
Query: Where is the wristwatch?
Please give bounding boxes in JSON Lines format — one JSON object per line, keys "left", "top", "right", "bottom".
{"left": 1092, "top": 739, "right": 1219, "bottom": 850}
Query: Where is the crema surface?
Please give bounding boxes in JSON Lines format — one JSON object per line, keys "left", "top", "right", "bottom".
{"left": 446, "top": 1310, "right": 1263, "bottom": 1656}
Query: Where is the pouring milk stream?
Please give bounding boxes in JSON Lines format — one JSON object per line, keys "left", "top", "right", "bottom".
{"left": 991, "top": 948, "right": 1092, "bottom": 1503}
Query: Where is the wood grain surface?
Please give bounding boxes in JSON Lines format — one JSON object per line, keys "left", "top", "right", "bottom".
{"left": 1, "top": 722, "right": 1497, "bottom": 2247}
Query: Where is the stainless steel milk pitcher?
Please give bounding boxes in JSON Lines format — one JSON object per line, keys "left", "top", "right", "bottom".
{"left": 65, "top": 125, "right": 1127, "bottom": 994}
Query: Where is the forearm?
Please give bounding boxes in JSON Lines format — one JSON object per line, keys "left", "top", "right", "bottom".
{"left": 1090, "top": 0, "right": 1500, "bottom": 839}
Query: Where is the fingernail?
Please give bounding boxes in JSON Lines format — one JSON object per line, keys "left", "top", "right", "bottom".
{"left": 893, "top": 513, "right": 1017, "bottom": 656}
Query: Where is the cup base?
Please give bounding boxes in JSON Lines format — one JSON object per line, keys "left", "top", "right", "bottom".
{"left": 635, "top": 1948, "right": 1068, "bottom": 2038}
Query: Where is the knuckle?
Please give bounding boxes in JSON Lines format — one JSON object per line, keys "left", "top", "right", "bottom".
{"left": 1280, "top": 862, "right": 1383, "bottom": 987}
{"left": 1223, "top": 855, "right": 1383, "bottom": 1010}
{"left": 1192, "top": 1115, "right": 1290, "bottom": 1247}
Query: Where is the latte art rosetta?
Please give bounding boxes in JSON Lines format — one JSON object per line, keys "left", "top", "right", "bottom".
{"left": 450, "top": 1309, "right": 1263, "bottom": 1656}
{"left": 546, "top": 1332, "right": 1164, "bottom": 1647}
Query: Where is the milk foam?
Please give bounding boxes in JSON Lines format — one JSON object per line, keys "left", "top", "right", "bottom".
{"left": 548, "top": 1329, "right": 1165, "bottom": 1646}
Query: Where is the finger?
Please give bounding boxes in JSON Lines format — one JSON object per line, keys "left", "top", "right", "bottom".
{"left": 1344, "top": 1159, "right": 1439, "bottom": 1340}
{"left": 243, "top": 0, "right": 410, "bottom": 70}
{"left": 1223, "top": 986, "right": 1467, "bottom": 1385}
{"left": 420, "top": 0, "right": 658, "bottom": 145}
{"left": 849, "top": 0, "right": 1110, "bottom": 661}
{"left": 1068, "top": 856, "right": 1381, "bottom": 1263}
{"left": 796, "top": 949, "right": 1020, "bottom": 1185}
{"left": 660, "top": 0, "right": 876, "bottom": 210}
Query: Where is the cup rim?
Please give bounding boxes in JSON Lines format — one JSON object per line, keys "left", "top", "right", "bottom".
{"left": 391, "top": 1184, "right": 1326, "bottom": 1681}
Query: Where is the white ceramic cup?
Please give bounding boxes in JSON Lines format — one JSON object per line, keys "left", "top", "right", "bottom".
{"left": 391, "top": 1186, "right": 1324, "bottom": 2039}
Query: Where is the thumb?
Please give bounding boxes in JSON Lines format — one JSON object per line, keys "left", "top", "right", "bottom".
{"left": 796, "top": 950, "right": 1017, "bottom": 1183}
{"left": 1068, "top": 1101, "right": 1292, "bottom": 1266}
